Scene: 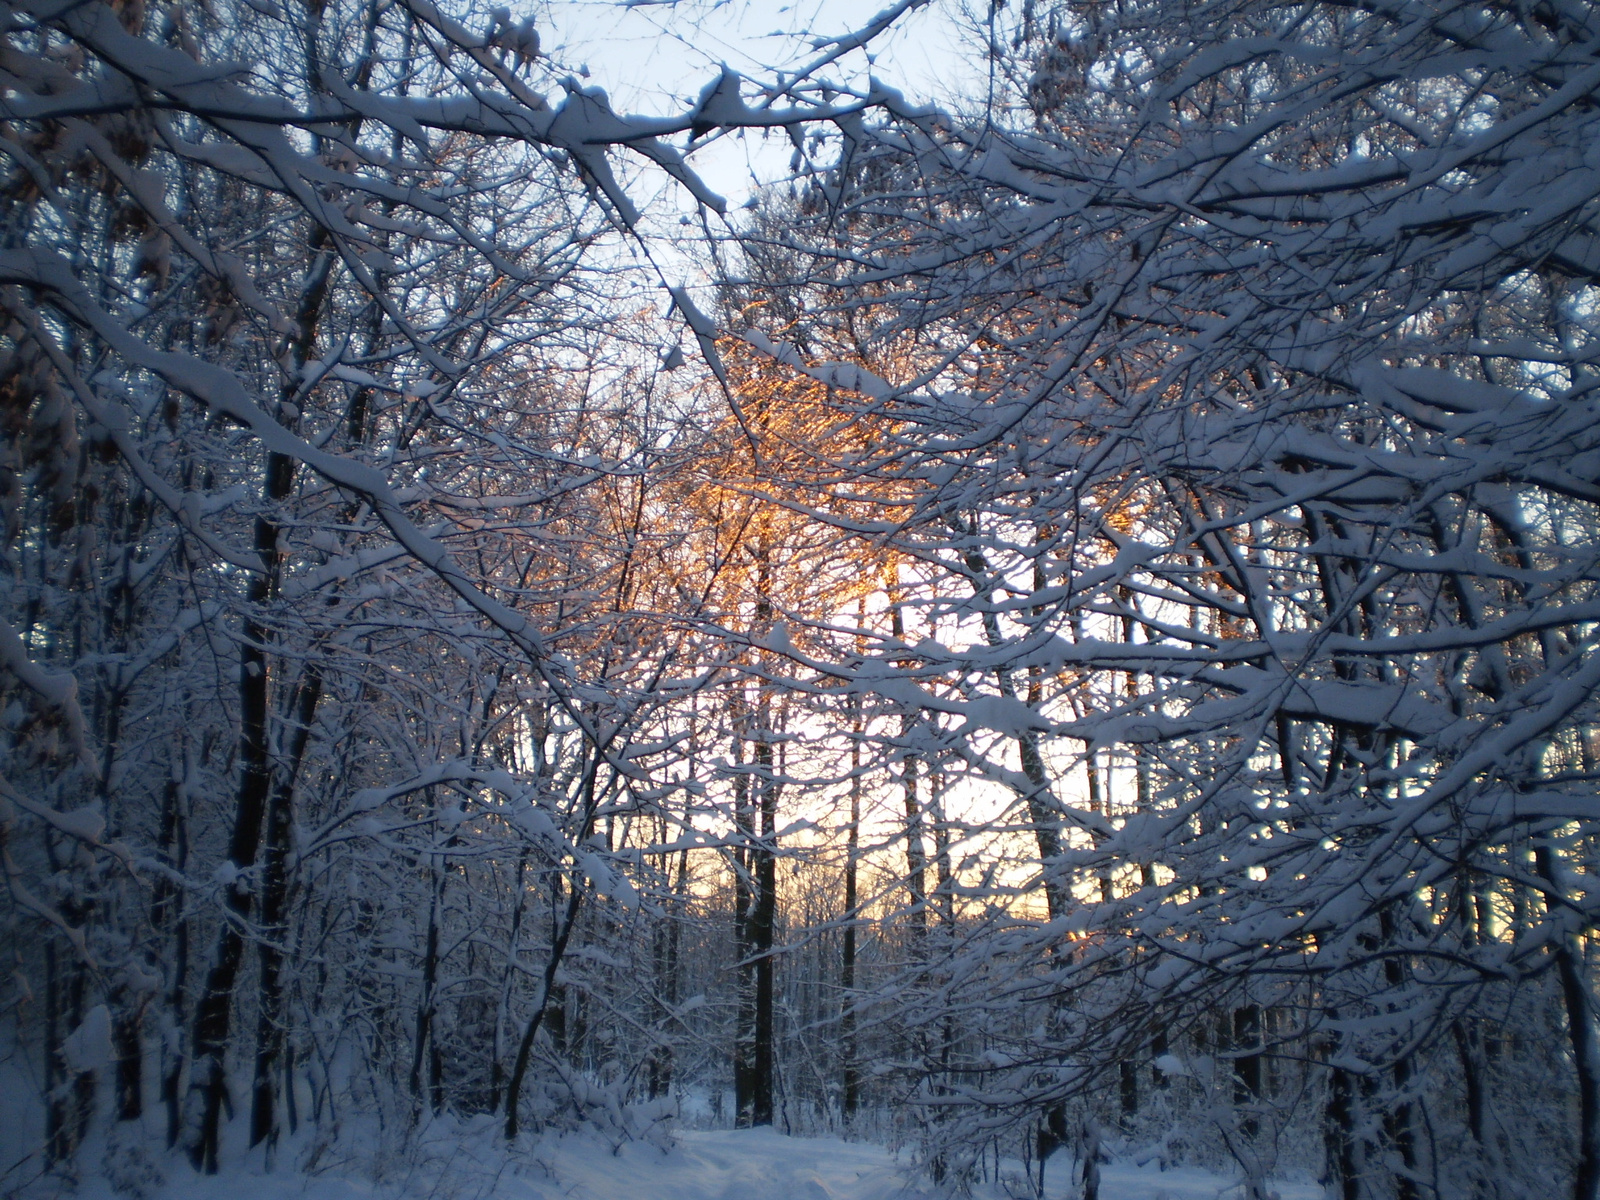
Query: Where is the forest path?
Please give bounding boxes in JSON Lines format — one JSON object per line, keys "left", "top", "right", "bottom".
{"left": 551, "top": 1127, "right": 928, "bottom": 1200}
{"left": 546, "top": 1127, "right": 1324, "bottom": 1200}
{"left": 65, "top": 1124, "right": 1323, "bottom": 1200}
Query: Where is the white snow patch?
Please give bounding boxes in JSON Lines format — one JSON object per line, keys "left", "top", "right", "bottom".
{"left": 61, "top": 1004, "right": 114, "bottom": 1074}
{"left": 12, "top": 1123, "right": 1323, "bottom": 1200}
{"left": 1152, "top": 1053, "right": 1190, "bottom": 1078}
{"left": 1043, "top": 1157, "right": 1322, "bottom": 1200}
{"left": 549, "top": 1127, "right": 927, "bottom": 1200}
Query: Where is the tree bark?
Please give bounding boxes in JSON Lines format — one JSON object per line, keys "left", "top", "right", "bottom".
{"left": 1324, "top": 1058, "right": 1359, "bottom": 1200}
{"left": 1538, "top": 844, "right": 1600, "bottom": 1200}
{"left": 186, "top": 194, "right": 333, "bottom": 1167}
{"left": 409, "top": 838, "right": 443, "bottom": 1119}
{"left": 840, "top": 698, "right": 861, "bottom": 1122}
{"left": 503, "top": 879, "right": 581, "bottom": 1139}
{"left": 250, "top": 667, "right": 322, "bottom": 1148}
{"left": 185, "top": 554, "right": 276, "bottom": 1171}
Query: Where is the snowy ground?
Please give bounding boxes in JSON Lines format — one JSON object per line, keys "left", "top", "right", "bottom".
{"left": 41, "top": 1124, "right": 1325, "bottom": 1200}
{"left": 551, "top": 1128, "right": 1324, "bottom": 1200}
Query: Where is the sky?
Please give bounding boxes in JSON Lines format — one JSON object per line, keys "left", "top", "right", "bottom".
{"left": 537, "top": 0, "right": 985, "bottom": 205}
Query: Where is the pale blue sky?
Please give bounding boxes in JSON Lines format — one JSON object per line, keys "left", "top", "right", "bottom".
{"left": 539, "top": 0, "right": 984, "bottom": 204}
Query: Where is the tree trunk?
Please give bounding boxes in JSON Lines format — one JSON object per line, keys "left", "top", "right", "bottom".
{"left": 744, "top": 706, "right": 779, "bottom": 1127}
{"left": 185, "top": 555, "right": 276, "bottom": 1171}
{"left": 503, "top": 878, "right": 582, "bottom": 1139}
{"left": 1538, "top": 844, "right": 1600, "bottom": 1200}
{"left": 732, "top": 710, "right": 759, "bottom": 1126}
{"left": 1324, "top": 1052, "right": 1359, "bottom": 1200}
{"left": 504, "top": 763, "right": 602, "bottom": 1140}
{"left": 114, "top": 997, "right": 145, "bottom": 1121}
{"left": 1378, "top": 913, "right": 1418, "bottom": 1200}
{"left": 841, "top": 690, "right": 862, "bottom": 1123}
{"left": 155, "top": 759, "right": 190, "bottom": 1147}
{"left": 185, "top": 183, "right": 334, "bottom": 1166}
{"left": 250, "top": 667, "right": 322, "bottom": 1149}
{"left": 647, "top": 843, "right": 687, "bottom": 1100}
{"left": 735, "top": 533, "right": 780, "bottom": 1129}
{"left": 900, "top": 725, "right": 927, "bottom": 948}
{"left": 1233, "top": 1004, "right": 1261, "bottom": 1139}
{"left": 409, "top": 841, "right": 443, "bottom": 1118}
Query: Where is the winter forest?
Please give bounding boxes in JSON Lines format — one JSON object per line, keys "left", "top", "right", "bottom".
{"left": 4, "top": 0, "right": 1600, "bottom": 1197}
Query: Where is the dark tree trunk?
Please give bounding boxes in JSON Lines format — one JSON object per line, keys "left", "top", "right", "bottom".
{"left": 647, "top": 845, "right": 687, "bottom": 1100}
{"left": 1324, "top": 1056, "right": 1359, "bottom": 1200}
{"left": 1558, "top": 935, "right": 1600, "bottom": 1200}
{"left": 735, "top": 535, "right": 781, "bottom": 1130}
{"left": 1452, "top": 1020, "right": 1485, "bottom": 1146}
{"left": 187, "top": 209, "right": 332, "bottom": 1169}
{"left": 745, "top": 722, "right": 778, "bottom": 1127}
{"left": 187, "top": 438, "right": 296, "bottom": 1171}
{"left": 1538, "top": 844, "right": 1600, "bottom": 1200}
{"left": 114, "top": 997, "right": 145, "bottom": 1121}
{"left": 1378, "top": 913, "right": 1418, "bottom": 1200}
{"left": 732, "top": 717, "right": 758, "bottom": 1126}
{"left": 1233, "top": 1004, "right": 1262, "bottom": 1139}
{"left": 44, "top": 941, "right": 69, "bottom": 1164}
{"left": 155, "top": 763, "right": 190, "bottom": 1147}
{"left": 409, "top": 843, "right": 443, "bottom": 1117}
{"left": 750, "top": 852, "right": 775, "bottom": 1125}
{"left": 251, "top": 667, "right": 322, "bottom": 1149}
{"left": 900, "top": 724, "right": 926, "bottom": 948}
{"left": 503, "top": 879, "right": 582, "bottom": 1139}
{"left": 504, "top": 765, "right": 602, "bottom": 1139}
{"left": 751, "top": 549, "right": 781, "bottom": 1127}
{"left": 840, "top": 695, "right": 861, "bottom": 1122}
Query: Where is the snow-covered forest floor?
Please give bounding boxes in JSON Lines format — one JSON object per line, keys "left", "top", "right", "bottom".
{"left": 18, "top": 1121, "right": 1325, "bottom": 1200}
